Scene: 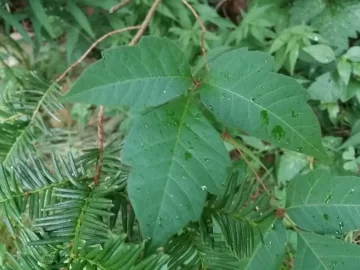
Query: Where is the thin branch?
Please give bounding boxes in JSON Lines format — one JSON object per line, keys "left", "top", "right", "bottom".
{"left": 129, "top": 0, "right": 162, "bottom": 46}
{"left": 181, "top": 0, "right": 209, "bottom": 70}
{"left": 55, "top": 25, "right": 141, "bottom": 85}
{"left": 92, "top": 0, "right": 162, "bottom": 184}
{"left": 223, "top": 136, "right": 269, "bottom": 193}
{"left": 216, "top": 0, "right": 227, "bottom": 10}
{"left": 94, "top": 106, "right": 104, "bottom": 185}
{"left": 109, "top": 0, "right": 133, "bottom": 13}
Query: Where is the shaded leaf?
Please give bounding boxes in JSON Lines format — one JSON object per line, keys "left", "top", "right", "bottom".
{"left": 0, "top": 8, "right": 32, "bottom": 43}
{"left": 295, "top": 231, "right": 360, "bottom": 270}
{"left": 340, "top": 132, "right": 360, "bottom": 149}
{"left": 122, "top": 97, "right": 230, "bottom": 247}
{"left": 238, "top": 219, "right": 287, "bottom": 270}
{"left": 286, "top": 169, "right": 360, "bottom": 235}
{"left": 28, "top": 0, "right": 55, "bottom": 38}
{"left": 62, "top": 37, "right": 193, "bottom": 109}
{"left": 199, "top": 48, "right": 327, "bottom": 160}
{"left": 67, "top": 0, "right": 95, "bottom": 38}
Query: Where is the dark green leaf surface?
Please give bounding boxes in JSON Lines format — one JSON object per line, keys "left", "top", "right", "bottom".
{"left": 295, "top": 231, "right": 360, "bottom": 270}
{"left": 67, "top": 0, "right": 95, "bottom": 38}
{"left": 286, "top": 169, "right": 360, "bottom": 235}
{"left": 122, "top": 97, "right": 230, "bottom": 247}
{"left": 62, "top": 37, "right": 193, "bottom": 109}
{"left": 199, "top": 48, "right": 327, "bottom": 160}
{"left": 238, "top": 219, "right": 287, "bottom": 270}
{"left": 29, "top": 0, "right": 55, "bottom": 38}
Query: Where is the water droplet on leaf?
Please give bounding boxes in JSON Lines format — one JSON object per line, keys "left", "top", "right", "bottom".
{"left": 184, "top": 152, "right": 192, "bottom": 161}
{"left": 271, "top": 125, "right": 285, "bottom": 141}
{"left": 261, "top": 110, "right": 269, "bottom": 125}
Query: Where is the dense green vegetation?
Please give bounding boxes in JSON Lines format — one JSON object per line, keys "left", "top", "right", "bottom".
{"left": 1, "top": 0, "right": 360, "bottom": 269}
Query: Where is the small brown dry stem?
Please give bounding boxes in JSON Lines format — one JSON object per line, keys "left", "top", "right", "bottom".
{"left": 109, "top": 0, "right": 133, "bottom": 13}
{"left": 92, "top": 0, "right": 162, "bottom": 184}
{"left": 216, "top": 0, "right": 228, "bottom": 10}
{"left": 129, "top": 0, "right": 162, "bottom": 46}
{"left": 181, "top": 0, "right": 209, "bottom": 70}
{"left": 94, "top": 106, "right": 104, "bottom": 185}
{"left": 55, "top": 25, "right": 141, "bottom": 85}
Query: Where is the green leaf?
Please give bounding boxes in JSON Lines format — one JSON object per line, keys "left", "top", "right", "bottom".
{"left": 277, "top": 151, "right": 308, "bottom": 183}
{"left": 342, "top": 147, "right": 355, "bottom": 160}
{"left": 290, "top": 0, "right": 326, "bottom": 25}
{"left": 67, "top": 0, "right": 95, "bottom": 38}
{"left": 344, "top": 46, "right": 360, "bottom": 62}
{"left": 0, "top": 8, "right": 32, "bottom": 43}
{"left": 291, "top": 0, "right": 360, "bottom": 50}
{"left": 122, "top": 97, "right": 230, "bottom": 247}
{"left": 199, "top": 48, "right": 327, "bottom": 160}
{"left": 295, "top": 231, "right": 360, "bottom": 270}
{"left": 308, "top": 72, "right": 345, "bottom": 103}
{"left": 337, "top": 60, "right": 352, "bottom": 85}
{"left": 340, "top": 132, "right": 360, "bottom": 149}
{"left": 303, "top": 45, "right": 335, "bottom": 64}
{"left": 28, "top": 0, "right": 55, "bottom": 38}
{"left": 238, "top": 219, "right": 287, "bottom": 270}
{"left": 62, "top": 37, "right": 193, "bottom": 109}
{"left": 286, "top": 169, "right": 360, "bottom": 235}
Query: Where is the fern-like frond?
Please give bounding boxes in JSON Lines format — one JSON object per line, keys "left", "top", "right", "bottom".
{"left": 0, "top": 70, "right": 63, "bottom": 166}
{"left": 4, "top": 231, "right": 168, "bottom": 270}
{"left": 69, "top": 234, "right": 168, "bottom": 270}
{"left": 31, "top": 171, "right": 125, "bottom": 249}
{"left": 204, "top": 163, "right": 274, "bottom": 259}
{"left": 0, "top": 153, "right": 85, "bottom": 232}
{"left": 76, "top": 137, "right": 134, "bottom": 235}
{"left": 166, "top": 230, "right": 240, "bottom": 270}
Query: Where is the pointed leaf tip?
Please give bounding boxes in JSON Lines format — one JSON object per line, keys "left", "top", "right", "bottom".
{"left": 62, "top": 36, "right": 193, "bottom": 109}
{"left": 199, "top": 48, "right": 328, "bottom": 160}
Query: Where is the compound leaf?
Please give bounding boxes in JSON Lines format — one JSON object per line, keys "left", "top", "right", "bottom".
{"left": 286, "top": 169, "right": 360, "bottom": 235}
{"left": 199, "top": 48, "right": 327, "bottom": 160}
{"left": 122, "top": 97, "right": 230, "bottom": 247}
{"left": 62, "top": 37, "right": 193, "bottom": 109}
{"left": 295, "top": 231, "right": 360, "bottom": 270}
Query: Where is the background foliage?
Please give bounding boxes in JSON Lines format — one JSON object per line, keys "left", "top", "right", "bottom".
{"left": 1, "top": 0, "right": 360, "bottom": 269}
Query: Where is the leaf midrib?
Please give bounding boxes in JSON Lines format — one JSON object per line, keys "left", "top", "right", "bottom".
{"left": 298, "top": 233, "right": 330, "bottom": 269}
{"left": 152, "top": 97, "right": 192, "bottom": 235}
{"left": 203, "top": 81, "right": 324, "bottom": 159}
{"left": 69, "top": 75, "right": 193, "bottom": 96}
{"left": 287, "top": 203, "right": 360, "bottom": 210}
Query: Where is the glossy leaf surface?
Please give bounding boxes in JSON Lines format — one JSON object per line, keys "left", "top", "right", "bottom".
{"left": 123, "top": 97, "right": 230, "bottom": 247}
{"left": 295, "top": 231, "right": 360, "bottom": 269}
{"left": 199, "top": 48, "right": 327, "bottom": 160}
{"left": 287, "top": 169, "right": 360, "bottom": 235}
{"left": 63, "top": 37, "right": 193, "bottom": 109}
